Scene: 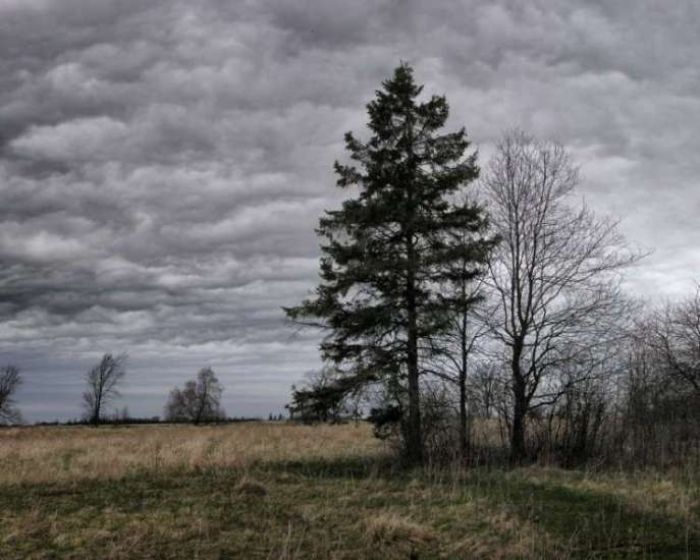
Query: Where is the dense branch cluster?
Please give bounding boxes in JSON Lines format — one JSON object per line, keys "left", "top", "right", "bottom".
{"left": 164, "top": 367, "right": 225, "bottom": 424}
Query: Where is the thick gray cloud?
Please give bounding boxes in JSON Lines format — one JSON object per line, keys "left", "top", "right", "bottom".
{"left": 0, "top": 0, "right": 698, "bottom": 421}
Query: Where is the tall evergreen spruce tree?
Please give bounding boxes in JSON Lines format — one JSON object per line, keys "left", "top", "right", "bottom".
{"left": 286, "top": 64, "right": 494, "bottom": 463}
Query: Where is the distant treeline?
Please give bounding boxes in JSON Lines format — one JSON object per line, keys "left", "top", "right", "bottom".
{"left": 28, "top": 416, "right": 269, "bottom": 427}
{"left": 0, "top": 358, "right": 287, "bottom": 428}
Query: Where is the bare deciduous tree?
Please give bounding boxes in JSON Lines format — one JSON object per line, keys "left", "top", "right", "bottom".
{"left": 482, "top": 130, "right": 641, "bottom": 462}
{"left": 0, "top": 365, "right": 22, "bottom": 425}
{"left": 652, "top": 286, "right": 700, "bottom": 396}
{"left": 83, "top": 353, "right": 127, "bottom": 425}
{"left": 165, "top": 367, "right": 224, "bottom": 424}
{"left": 613, "top": 305, "right": 700, "bottom": 466}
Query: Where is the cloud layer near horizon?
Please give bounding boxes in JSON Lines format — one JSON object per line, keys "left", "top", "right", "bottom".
{"left": 1, "top": 0, "right": 698, "bottom": 421}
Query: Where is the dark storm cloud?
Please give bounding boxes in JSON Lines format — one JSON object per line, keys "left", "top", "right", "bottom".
{"left": 0, "top": 0, "right": 698, "bottom": 420}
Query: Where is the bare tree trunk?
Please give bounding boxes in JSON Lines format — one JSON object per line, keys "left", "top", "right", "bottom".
{"left": 459, "top": 369, "right": 468, "bottom": 458}
{"left": 510, "top": 343, "right": 528, "bottom": 463}
{"left": 91, "top": 384, "right": 103, "bottom": 426}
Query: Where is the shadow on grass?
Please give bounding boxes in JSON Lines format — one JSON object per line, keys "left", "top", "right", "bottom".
{"left": 1, "top": 454, "right": 697, "bottom": 559}
{"left": 257, "top": 454, "right": 699, "bottom": 558}
{"left": 457, "top": 469, "right": 699, "bottom": 558}
{"left": 254, "top": 453, "right": 400, "bottom": 480}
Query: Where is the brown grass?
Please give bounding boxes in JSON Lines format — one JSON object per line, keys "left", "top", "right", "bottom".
{"left": 0, "top": 422, "right": 380, "bottom": 485}
{"left": 363, "top": 512, "right": 436, "bottom": 558}
{"left": 364, "top": 512, "right": 436, "bottom": 543}
{"left": 235, "top": 476, "right": 268, "bottom": 496}
{"left": 0, "top": 422, "right": 697, "bottom": 559}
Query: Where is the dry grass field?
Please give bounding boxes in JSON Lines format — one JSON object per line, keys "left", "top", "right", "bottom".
{"left": 0, "top": 422, "right": 698, "bottom": 559}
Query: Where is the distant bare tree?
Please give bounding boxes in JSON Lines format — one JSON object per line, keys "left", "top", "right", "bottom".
{"left": 482, "top": 130, "right": 641, "bottom": 462}
{"left": 607, "top": 304, "right": 700, "bottom": 466}
{"left": 619, "top": 318, "right": 668, "bottom": 462}
{"left": 83, "top": 353, "right": 127, "bottom": 425}
{"left": 165, "top": 367, "right": 224, "bottom": 424}
{"left": 0, "top": 365, "right": 22, "bottom": 425}
{"left": 469, "top": 361, "right": 504, "bottom": 420}
{"left": 652, "top": 286, "right": 700, "bottom": 397}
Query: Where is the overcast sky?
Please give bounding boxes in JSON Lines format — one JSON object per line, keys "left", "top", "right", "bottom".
{"left": 1, "top": 0, "right": 698, "bottom": 422}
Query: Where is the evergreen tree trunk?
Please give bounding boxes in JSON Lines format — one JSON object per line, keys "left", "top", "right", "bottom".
{"left": 459, "top": 368, "right": 468, "bottom": 458}
{"left": 405, "top": 236, "right": 423, "bottom": 464}
{"left": 458, "top": 308, "right": 469, "bottom": 458}
{"left": 406, "top": 321, "right": 422, "bottom": 464}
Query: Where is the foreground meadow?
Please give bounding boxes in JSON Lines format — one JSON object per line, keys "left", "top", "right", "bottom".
{"left": 0, "top": 422, "right": 698, "bottom": 559}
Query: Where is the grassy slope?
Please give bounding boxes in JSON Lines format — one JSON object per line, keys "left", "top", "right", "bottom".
{"left": 0, "top": 423, "right": 698, "bottom": 559}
